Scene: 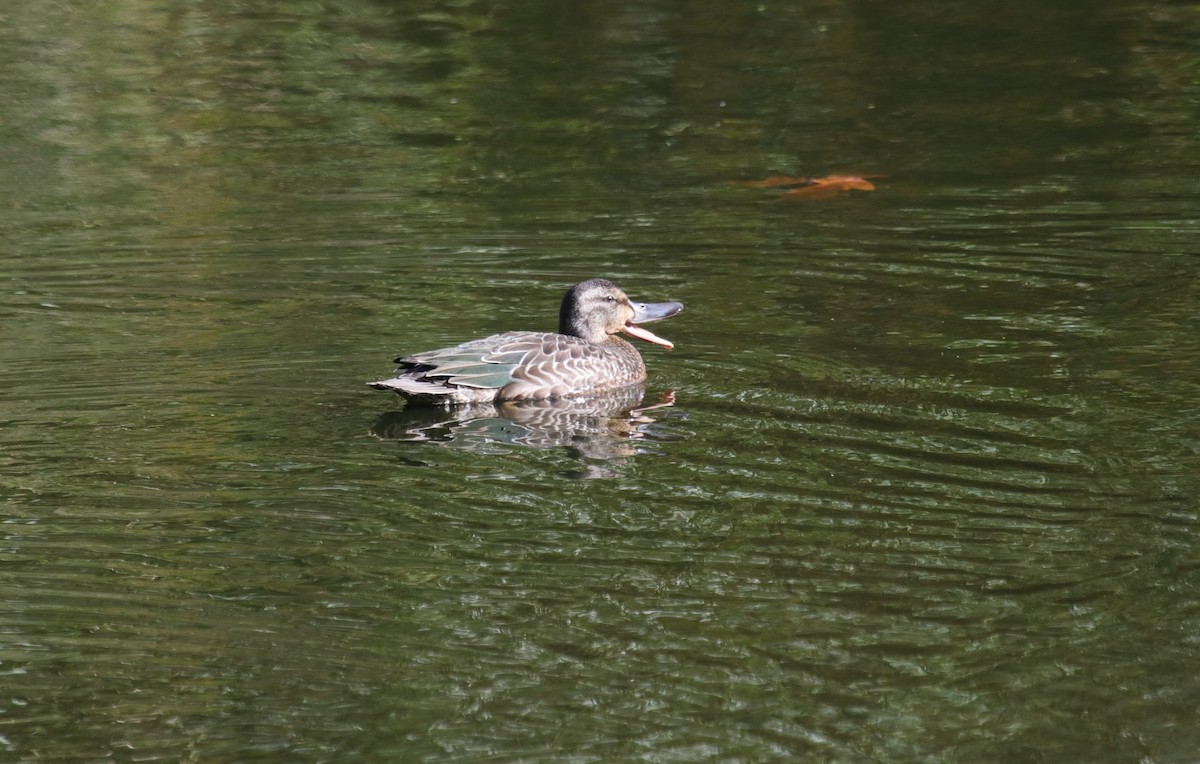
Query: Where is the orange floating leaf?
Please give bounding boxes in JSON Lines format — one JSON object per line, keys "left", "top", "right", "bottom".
{"left": 733, "top": 173, "right": 883, "bottom": 199}
{"left": 780, "top": 175, "right": 877, "bottom": 199}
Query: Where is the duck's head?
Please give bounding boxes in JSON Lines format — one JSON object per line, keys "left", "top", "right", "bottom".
{"left": 559, "top": 278, "right": 684, "bottom": 348}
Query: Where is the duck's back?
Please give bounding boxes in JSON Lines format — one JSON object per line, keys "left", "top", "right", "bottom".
{"left": 370, "top": 331, "right": 647, "bottom": 404}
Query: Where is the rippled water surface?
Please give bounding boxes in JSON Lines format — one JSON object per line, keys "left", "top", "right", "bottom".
{"left": 3, "top": 0, "right": 1199, "bottom": 761}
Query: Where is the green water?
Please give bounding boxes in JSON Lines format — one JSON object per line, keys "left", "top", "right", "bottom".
{"left": 2, "top": 0, "right": 1199, "bottom": 761}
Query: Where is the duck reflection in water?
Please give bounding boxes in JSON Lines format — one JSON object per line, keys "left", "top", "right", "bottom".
{"left": 369, "top": 386, "right": 679, "bottom": 463}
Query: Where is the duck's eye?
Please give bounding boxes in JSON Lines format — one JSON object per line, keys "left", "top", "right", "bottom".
{"left": 605, "top": 295, "right": 616, "bottom": 302}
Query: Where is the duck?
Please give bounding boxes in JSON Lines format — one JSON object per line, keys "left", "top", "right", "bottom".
{"left": 369, "top": 278, "right": 683, "bottom": 405}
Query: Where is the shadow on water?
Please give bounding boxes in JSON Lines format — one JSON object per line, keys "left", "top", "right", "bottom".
{"left": 368, "top": 386, "right": 683, "bottom": 477}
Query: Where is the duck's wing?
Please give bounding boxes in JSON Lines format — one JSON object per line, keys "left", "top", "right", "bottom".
{"left": 372, "top": 332, "right": 638, "bottom": 403}
{"left": 396, "top": 332, "right": 556, "bottom": 389}
{"left": 370, "top": 332, "right": 583, "bottom": 401}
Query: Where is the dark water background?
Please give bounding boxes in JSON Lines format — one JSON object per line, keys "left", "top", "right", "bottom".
{"left": 3, "top": 0, "right": 1199, "bottom": 760}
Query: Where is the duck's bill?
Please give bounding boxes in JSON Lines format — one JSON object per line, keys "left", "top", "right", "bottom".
{"left": 624, "top": 300, "right": 684, "bottom": 349}
{"left": 622, "top": 322, "right": 674, "bottom": 348}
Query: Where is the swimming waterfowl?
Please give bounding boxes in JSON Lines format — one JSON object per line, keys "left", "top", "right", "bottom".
{"left": 369, "top": 278, "right": 683, "bottom": 405}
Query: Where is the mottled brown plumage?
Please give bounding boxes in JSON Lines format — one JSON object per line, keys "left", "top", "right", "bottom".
{"left": 369, "top": 279, "right": 683, "bottom": 405}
